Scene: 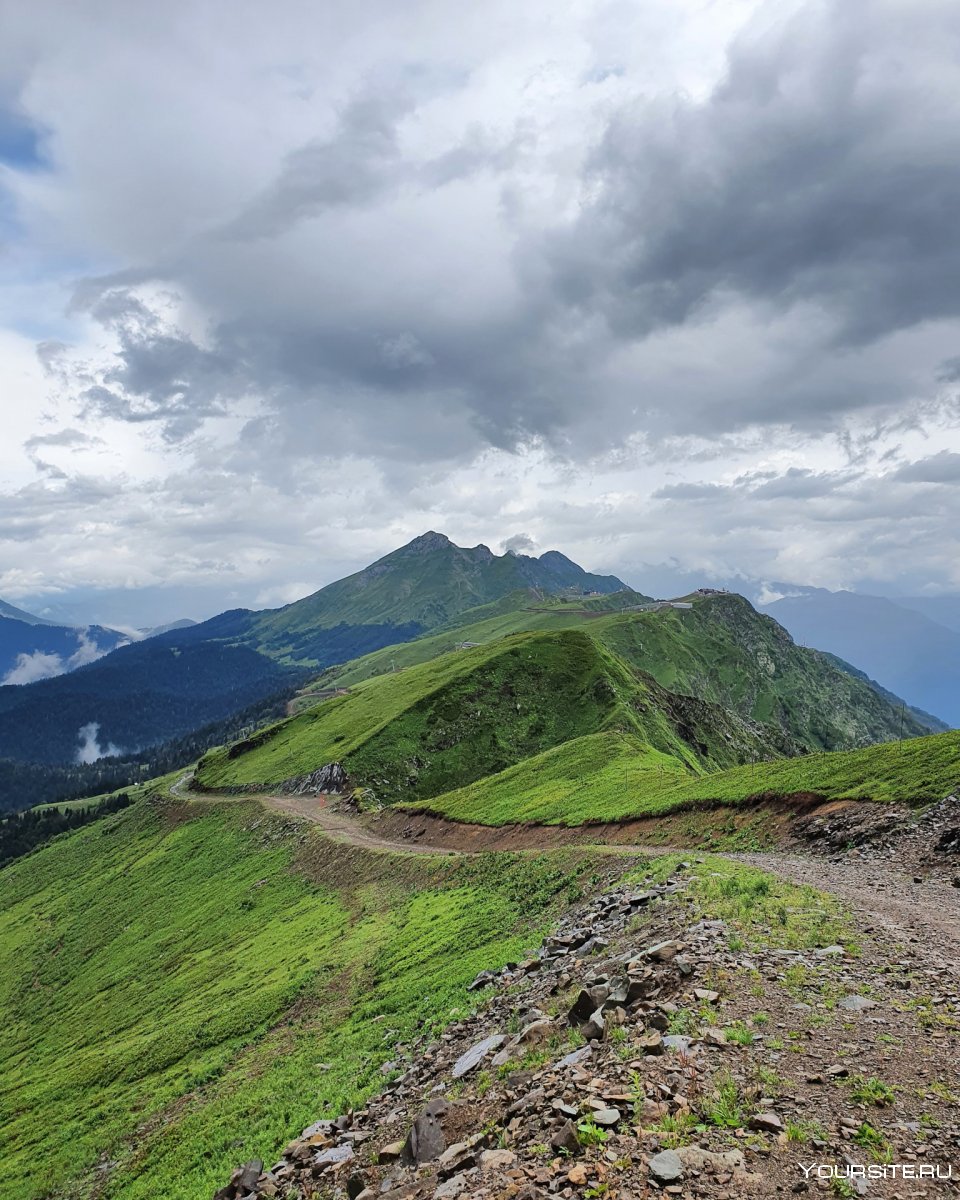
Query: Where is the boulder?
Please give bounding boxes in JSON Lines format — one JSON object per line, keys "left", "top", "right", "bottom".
{"left": 591, "top": 1107, "right": 621, "bottom": 1128}
{"left": 313, "top": 1144, "right": 353, "bottom": 1171}
{"left": 749, "top": 1111, "right": 784, "bottom": 1134}
{"left": 648, "top": 1149, "right": 684, "bottom": 1184}
{"left": 581, "top": 1008, "right": 605, "bottom": 1041}
{"left": 838, "top": 996, "right": 877, "bottom": 1012}
{"left": 480, "top": 1149, "right": 517, "bottom": 1171}
{"left": 568, "top": 986, "right": 609, "bottom": 1025}
{"left": 677, "top": 1146, "right": 745, "bottom": 1171}
{"left": 402, "top": 1098, "right": 449, "bottom": 1165}
{"left": 643, "top": 940, "right": 682, "bottom": 963}
{"left": 550, "top": 1119, "right": 581, "bottom": 1154}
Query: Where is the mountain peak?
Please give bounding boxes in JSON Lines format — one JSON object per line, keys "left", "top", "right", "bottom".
{"left": 402, "top": 531, "right": 454, "bottom": 553}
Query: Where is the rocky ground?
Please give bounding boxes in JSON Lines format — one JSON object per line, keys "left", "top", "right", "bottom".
{"left": 213, "top": 839, "right": 960, "bottom": 1200}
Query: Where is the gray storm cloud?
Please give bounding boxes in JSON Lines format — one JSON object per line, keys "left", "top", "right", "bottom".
{"left": 2, "top": 0, "right": 960, "bottom": 610}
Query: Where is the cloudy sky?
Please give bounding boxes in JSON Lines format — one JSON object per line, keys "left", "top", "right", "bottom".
{"left": 2, "top": 0, "right": 960, "bottom": 625}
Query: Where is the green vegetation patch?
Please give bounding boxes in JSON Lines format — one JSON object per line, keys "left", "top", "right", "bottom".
{"left": 413, "top": 728, "right": 960, "bottom": 826}
{"left": 413, "top": 731, "right": 691, "bottom": 825}
{"left": 638, "top": 854, "right": 852, "bottom": 952}
{"left": 197, "top": 630, "right": 708, "bottom": 796}
{"left": 0, "top": 796, "right": 617, "bottom": 1200}
{"left": 321, "top": 592, "right": 929, "bottom": 753}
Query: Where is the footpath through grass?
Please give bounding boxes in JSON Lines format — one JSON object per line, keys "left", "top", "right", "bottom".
{"left": 411, "top": 729, "right": 960, "bottom": 826}
{"left": 0, "top": 795, "right": 616, "bottom": 1200}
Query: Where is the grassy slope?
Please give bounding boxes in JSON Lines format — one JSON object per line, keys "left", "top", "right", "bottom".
{"left": 196, "top": 630, "right": 699, "bottom": 793}
{"left": 316, "top": 592, "right": 646, "bottom": 690}
{"left": 412, "top": 731, "right": 691, "bottom": 825}
{"left": 413, "top": 728, "right": 960, "bottom": 826}
{"left": 590, "top": 595, "right": 932, "bottom": 749}
{"left": 317, "top": 593, "right": 929, "bottom": 754}
{"left": 0, "top": 795, "right": 613, "bottom": 1200}
{"left": 196, "top": 629, "right": 793, "bottom": 799}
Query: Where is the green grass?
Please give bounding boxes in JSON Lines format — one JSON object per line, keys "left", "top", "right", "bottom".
{"left": 407, "top": 731, "right": 691, "bottom": 825}
{"left": 197, "top": 630, "right": 718, "bottom": 797}
{"left": 0, "top": 795, "right": 616, "bottom": 1200}
{"left": 849, "top": 1076, "right": 896, "bottom": 1106}
{"left": 320, "top": 591, "right": 933, "bottom": 752}
{"left": 412, "top": 728, "right": 960, "bottom": 825}
{"left": 642, "top": 854, "right": 852, "bottom": 952}
{"left": 316, "top": 592, "right": 627, "bottom": 688}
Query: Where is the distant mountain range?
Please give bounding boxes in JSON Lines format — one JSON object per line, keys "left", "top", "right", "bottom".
{"left": 0, "top": 535, "right": 632, "bottom": 773}
{"left": 0, "top": 600, "right": 198, "bottom": 689}
{"left": 762, "top": 586, "right": 960, "bottom": 727}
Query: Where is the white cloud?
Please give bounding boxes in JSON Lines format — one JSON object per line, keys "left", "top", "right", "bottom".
{"left": 1, "top": 0, "right": 960, "bottom": 620}
{"left": 75, "top": 722, "right": 123, "bottom": 764}
{"left": 0, "top": 628, "right": 119, "bottom": 685}
{"left": 3, "top": 650, "right": 65, "bottom": 685}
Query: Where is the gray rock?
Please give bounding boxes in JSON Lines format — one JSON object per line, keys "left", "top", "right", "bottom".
{"left": 648, "top": 1148, "right": 684, "bottom": 1184}
{"left": 550, "top": 1119, "right": 581, "bottom": 1154}
{"left": 637, "top": 1031, "right": 665, "bottom": 1055}
{"left": 568, "top": 986, "right": 609, "bottom": 1025}
{"left": 662, "top": 1034, "right": 692, "bottom": 1052}
{"left": 403, "top": 1098, "right": 449, "bottom": 1165}
{"left": 838, "top": 995, "right": 877, "bottom": 1011}
{"left": 480, "top": 1149, "right": 517, "bottom": 1171}
{"left": 555, "top": 1046, "right": 592, "bottom": 1069}
{"left": 314, "top": 1144, "right": 354, "bottom": 1168}
{"left": 506, "top": 1086, "right": 545, "bottom": 1117}
{"left": 552, "top": 1099, "right": 579, "bottom": 1118}
{"left": 591, "top": 1107, "right": 621, "bottom": 1127}
{"left": 433, "top": 1174, "right": 467, "bottom": 1199}
{"left": 643, "top": 940, "right": 682, "bottom": 962}
{"left": 451, "top": 1033, "right": 506, "bottom": 1078}
{"left": 581, "top": 1008, "right": 605, "bottom": 1041}
{"left": 677, "top": 1146, "right": 744, "bottom": 1171}
{"left": 278, "top": 762, "right": 347, "bottom": 795}
{"left": 467, "top": 970, "right": 498, "bottom": 992}
{"left": 749, "top": 1111, "right": 784, "bottom": 1134}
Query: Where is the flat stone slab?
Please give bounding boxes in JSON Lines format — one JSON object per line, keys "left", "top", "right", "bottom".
{"left": 451, "top": 1034, "right": 506, "bottom": 1079}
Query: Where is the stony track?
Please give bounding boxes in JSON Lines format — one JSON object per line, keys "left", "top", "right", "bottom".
{"left": 190, "top": 782, "right": 960, "bottom": 975}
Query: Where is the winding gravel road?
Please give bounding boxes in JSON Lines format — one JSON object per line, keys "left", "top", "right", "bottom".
{"left": 180, "top": 780, "right": 960, "bottom": 968}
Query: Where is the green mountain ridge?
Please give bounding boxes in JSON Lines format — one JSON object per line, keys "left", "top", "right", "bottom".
{"left": 413, "top": 726, "right": 960, "bottom": 826}
{"left": 196, "top": 626, "right": 792, "bottom": 798}
{"left": 197, "top": 590, "right": 930, "bottom": 806}
{"left": 247, "top": 532, "right": 632, "bottom": 665}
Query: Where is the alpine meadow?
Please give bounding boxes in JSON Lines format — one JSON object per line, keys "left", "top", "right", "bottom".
{"left": 4, "top": 3, "right": 960, "bottom": 1199}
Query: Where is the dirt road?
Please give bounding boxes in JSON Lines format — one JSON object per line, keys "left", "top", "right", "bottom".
{"left": 184, "top": 783, "right": 960, "bottom": 967}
